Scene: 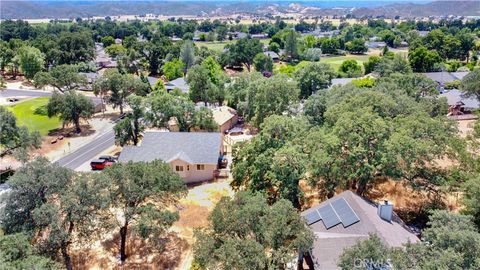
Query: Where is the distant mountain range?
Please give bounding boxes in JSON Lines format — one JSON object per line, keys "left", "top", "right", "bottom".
{"left": 0, "top": 1, "right": 479, "bottom": 20}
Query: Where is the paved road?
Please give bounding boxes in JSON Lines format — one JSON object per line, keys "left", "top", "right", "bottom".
{"left": 55, "top": 130, "right": 115, "bottom": 170}
{"left": 1, "top": 89, "right": 113, "bottom": 170}
{"left": 0, "top": 89, "right": 52, "bottom": 98}
{"left": 1, "top": 88, "right": 102, "bottom": 104}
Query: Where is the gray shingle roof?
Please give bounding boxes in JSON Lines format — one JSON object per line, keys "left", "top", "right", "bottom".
{"left": 422, "top": 72, "right": 458, "bottom": 84}
{"left": 331, "top": 78, "right": 355, "bottom": 87}
{"left": 302, "top": 191, "right": 418, "bottom": 270}
{"left": 439, "top": 89, "right": 480, "bottom": 110}
{"left": 264, "top": 51, "right": 279, "bottom": 59}
{"left": 166, "top": 77, "right": 189, "bottom": 93}
{"left": 118, "top": 131, "right": 222, "bottom": 164}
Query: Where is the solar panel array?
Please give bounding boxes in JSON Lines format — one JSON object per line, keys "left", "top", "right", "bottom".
{"left": 304, "top": 198, "right": 360, "bottom": 228}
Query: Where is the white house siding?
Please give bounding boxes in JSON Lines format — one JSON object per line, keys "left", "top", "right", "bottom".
{"left": 169, "top": 158, "right": 217, "bottom": 183}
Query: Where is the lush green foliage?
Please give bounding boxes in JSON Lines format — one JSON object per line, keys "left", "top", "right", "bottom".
{"left": 193, "top": 192, "right": 314, "bottom": 269}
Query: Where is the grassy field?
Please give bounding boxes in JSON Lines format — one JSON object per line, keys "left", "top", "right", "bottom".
{"left": 7, "top": 97, "right": 61, "bottom": 136}
{"left": 195, "top": 38, "right": 270, "bottom": 52}
{"left": 319, "top": 54, "right": 373, "bottom": 71}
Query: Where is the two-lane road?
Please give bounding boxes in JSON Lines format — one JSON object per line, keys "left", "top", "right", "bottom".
{"left": 2, "top": 88, "right": 114, "bottom": 170}
{"left": 0, "top": 88, "right": 102, "bottom": 104}
{"left": 55, "top": 130, "right": 115, "bottom": 170}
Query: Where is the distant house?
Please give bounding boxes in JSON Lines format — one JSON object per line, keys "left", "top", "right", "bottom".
{"left": 299, "top": 191, "right": 419, "bottom": 270}
{"left": 118, "top": 131, "right": 223, "bottom": 183}
{"left": 365, "top": 41, "right": 387, "bottom": 49}
{"left": 211, "top": 106, "right": 238, "bottom": 133}
{"left": 330, "top": 78, "right": 355, "bottom": 87}
{"left": 165, "top": 77, "right": 189, "bottom": 94}
{"left": 77, "top": 72, "right": 99, "bottom": 91}
{"left": 439, "top": 89, "right": 480, "bottom": 116}
{"left": 422, "top": 71, "right": 469, "bottom": 87}
{"left": 114, "top": 38, "right": 122, "bottom": 44}
{"left": 263, "top": 51, "right": 280, "bottom": 62}
{"left": 250, "top": 33, "right": 268, "bottom": 39}
{"left": 418, "top": 30, "right": 430, "bottom": 37}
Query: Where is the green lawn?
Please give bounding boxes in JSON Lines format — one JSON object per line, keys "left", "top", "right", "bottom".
{"left": 7, "top": 97, "right": 61, "bottom": 136}
{"left": 195, "top": 38, "right": 271, "bottom": 52}
{"left": 319, "top": 54, "right": 372, "bottom": 71}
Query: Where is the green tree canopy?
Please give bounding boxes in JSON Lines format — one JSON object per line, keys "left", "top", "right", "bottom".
{"left": 14, "top": 46, "right": 44, "bottom": 80}
{"left": 162, "top": 58, "right": 184, "bottom": 81}
{"left": 102, "top": 160, "right": 187, "bottom": 262}
{"left": 253, "top": 52, "right": 273, "bottom": 73}
{"left": 193, "top": 192, "right": 314, "bottom": 269}
{"left": 47, "top": 91, "right": 95, "bottom": 133}
{"left": 0, "top": 106, "right": 41, "bottom": 159}
{"left": 294, "top": 62, "right": 335, "bottom": 98}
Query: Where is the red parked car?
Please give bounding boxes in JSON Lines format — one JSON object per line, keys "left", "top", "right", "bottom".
{"left": 90, "top": 159, "right": 113, "bottom": 170}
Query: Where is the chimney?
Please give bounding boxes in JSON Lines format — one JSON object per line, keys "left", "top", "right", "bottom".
{"left": 377, "top": 200, "right": 393, "bottom": 222}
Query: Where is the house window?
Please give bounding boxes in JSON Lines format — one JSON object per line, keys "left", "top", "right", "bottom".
{"left": 187, "top": 165, "right": 190, "bottom": 171}
{"left": 196, "top": 164, "right": 205, "bottom": 170}
{"left": 175, "top": 165, "right": 184, "bottom": 172}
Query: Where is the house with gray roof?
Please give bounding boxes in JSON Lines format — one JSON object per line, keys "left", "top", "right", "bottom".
{"left": 264, "top": 51, "right": 280, "bottom": 62}
{"left": 330, "top": 78, "right": 355, "bottom": 87}
{"left": 165, "top": 77, "right": 189, "bottom": 93}
{"left": 422, "top": 71, "right": 469, "bottom": 86}
{"left": 118, "top": 131, "right": 223, "bottom": 183}
{"left": 439, "top": 89, "right": 480, "bottom": 115}
{"left": 299, "top": 191, "right": 418, "bottom": 270}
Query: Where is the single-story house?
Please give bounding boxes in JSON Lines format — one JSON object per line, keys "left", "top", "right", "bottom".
{"left": 439, "top": 89, "right": 480, "bottom": 115}
{"left": 165, "top": 77, "right": 189, "bottom": 94}
{"left": 418, "top": 30, "right": 430, "bottom": 37}
{"left": 211, "top": 106, "right": 238, "bottom": 133}
{"left": 118, "top": 131, "right": 223, "bottom": 183}
{"left": 365, "top": 41, "right": 387, "bottom": 49}
{"left": 90, "top": 97, "right": 106, "bottom": 113}
{"left": 422, "top": 71, "right": 469, "bottom": 86}
{"left": 330, "top": 78, "right": 355, "bottom": 87}
{"left": 251, "top": 33, "right": 268, "bottom": 39}
{"left": 264, "top": 51, "right": 280, "bottom": 62}
{"left": 299, "top": 191, "right": 419, "bottom": 270}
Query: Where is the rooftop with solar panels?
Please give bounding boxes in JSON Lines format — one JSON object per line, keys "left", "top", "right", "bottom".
{"left": 300, "top": 190, "right": 419, "bottom": 270}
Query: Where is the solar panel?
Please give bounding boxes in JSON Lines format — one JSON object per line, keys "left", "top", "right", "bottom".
{"left": 331, "top": 198, "right": 360, "bottom": 227}
{"left": 304, "top": 210, "right": 321, "bottom": 225}
{"left": 317, "top": 204, "right": 341, "bottom": 229}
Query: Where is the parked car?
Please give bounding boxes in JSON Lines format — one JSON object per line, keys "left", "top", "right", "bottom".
{"left": 90, "top": 159, "right": 113, "bottom": 170}
{"left": 99, "top": 155, "right": 117, "bottom": 162}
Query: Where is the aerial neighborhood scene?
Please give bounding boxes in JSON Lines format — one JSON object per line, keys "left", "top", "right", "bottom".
{"left": 1, "top": 0, "right": 480, "bottom": 269}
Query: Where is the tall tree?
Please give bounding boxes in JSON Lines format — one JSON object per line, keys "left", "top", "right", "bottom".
{"left": 339, "top": 59, "right": 363, "bottom": 78}
{"left": 102, "top": 160, "right": 187, "bottom": 262}
{"left": 56, "top": 31, "right": 94, "bottom": 65}
{"left": 14, "top": 46, "right": 44, "bottom": 81}
{"left": 33, "top": 64, "right": 87, "bottom": 92}
{"left": 193, "top": 192, "right": 314, "bottom": 270}
{"left": 0, "top": 158, "right": 110, "bottom": 270}
{"left": 231, "top": 115, "right": 309, "bottom": 207}
{"left": 461, "top": 69, "right": 480, "bottom": 101}
{"left": 114, "top": 95, "right": 145, "bottom": 146}
{"left": 253, "top": 52, "right": 273, "bottom": 73}
{"left": 93, "top": 69, "right": 147, "bottom": 114}
{"left": 180, "top": 40, "right": 195, "bottom": 70}
{"left": 162, "top": 59, "right": 184, "bottom": 81}
{"left": 294, "top": 62, "right": 335, "bottom": 98}
{"left": 284, "top": 29, "right": 299, "bottom": 60}
{"left": 408, "top": 46, "right": 442, "bottom": 72}
{"left": 0, "top": 106, "right": 41, "bottom": 158}
{"left": 186, "top": 64, "right": 214, "bottom": 105}
{"left": 47, "top": 91, "right": 95, "bottom": 133}
{"left": 222, "top": 38, "right": 263, "bottom": 71}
